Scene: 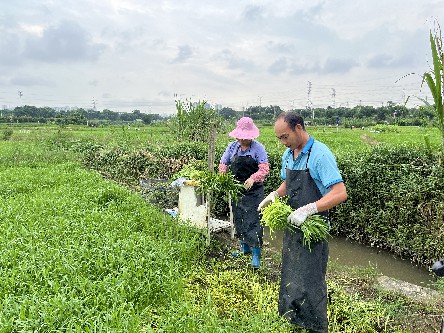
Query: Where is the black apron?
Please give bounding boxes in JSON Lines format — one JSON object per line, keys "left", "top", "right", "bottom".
{"left": 229, "top": 151, "right": 264, "bottom": 248}
{"left": 278, "top": 150, "right": 329, "bottom": 333}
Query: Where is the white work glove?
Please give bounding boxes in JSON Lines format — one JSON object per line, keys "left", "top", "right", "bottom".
{"left": 243, "top": 178, "right": 254, "bottom": 190}
{"left": 287, "top": 202, "right": 318, "bottom": 227}
{"left": 257, "top": 191, "right": 279, "bottom": 211}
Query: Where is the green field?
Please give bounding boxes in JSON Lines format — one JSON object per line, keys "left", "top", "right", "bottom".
{"left": 0, "top": 123, "right": 443, "bottom": 332}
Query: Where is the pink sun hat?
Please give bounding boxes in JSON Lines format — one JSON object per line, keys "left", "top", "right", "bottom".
{"left": 229, "top": 117, "right": 259, "bottom": 139}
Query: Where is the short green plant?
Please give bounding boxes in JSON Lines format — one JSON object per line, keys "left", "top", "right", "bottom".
{"left": 169, "top": 99, "right": 222, "bottom": 142}
{"left": 197, "top": 171, "right": 245, "bottom": 201}
{"left": 1, "top": 128, "right": 13, "bottom": 140}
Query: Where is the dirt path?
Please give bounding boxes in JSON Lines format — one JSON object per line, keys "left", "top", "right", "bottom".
{"left": 361, "top": 133, "right": 379, "bottom": 145}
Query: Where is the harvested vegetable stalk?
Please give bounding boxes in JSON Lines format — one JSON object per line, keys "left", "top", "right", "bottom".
{"left": 300, "top": 214, "right": 330, "bottom": 251}
{"left": 196, "top": 171, "right": 245, "bottom": 201}
{"left": 260, "top": 198, "right": 330, "bottom": 250}
{"left": 260, "top": 197, "right": 293, "bottom": 234}
{"left": 173, "top": 166, "right": 244, "bottom": 201}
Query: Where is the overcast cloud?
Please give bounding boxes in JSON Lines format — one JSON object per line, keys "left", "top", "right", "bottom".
{"left": 0, "top": 0, "right": 443, "bottom": 114}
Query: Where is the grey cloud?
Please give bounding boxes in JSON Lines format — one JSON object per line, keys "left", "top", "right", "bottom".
{"left": 217, "top": 49, "right": 256, "bottom": 71}
{"left": 0, "top": 32, "right": 23, "bottom": 67}
{"left": 23, "top": 20, "right": 105, "bottom": 63}
{"left": 367, "top": 53, "right": 420, "bottom": 69}
{"left": 321, "top": 58, "right": 357, "bottom": 74}
{"left": 242, "top": 5, "right": 265, "bottom": 22}
{"left": 266, "top": 41, "right": 295, "bottom": 53}
{"left": 289, "top": 62, "right": 320, "bottom": 75}
{"left": 158, "top": 90, "right": 171, "bottom": 98}
{"left": 10, "top": 75, "right": 54, "bottom": 87}
{"left": 172, "top": 45, "right": 193, "bottom": 63}
{"left": 302, "top": 1, "right": 326, "bottom": 20}
{"left": 367, "top": 54, "right": 394, "bottom": 68}
{"left": 268, "top": 57, "right": 288, "bottom": 75}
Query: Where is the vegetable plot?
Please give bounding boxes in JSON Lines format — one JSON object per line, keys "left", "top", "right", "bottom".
{"left": 260, "top": 198, "right": 330, "bottom": 250}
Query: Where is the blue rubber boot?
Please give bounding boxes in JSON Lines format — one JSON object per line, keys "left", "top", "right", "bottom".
{"left": 232, "top": 241, "right": 251, "bottom": 257}
{"left": 240, "top": 241, "right": 251, "bottom": 254}
{"left": 251, "top": 247, "right": 261, "bottom": 268}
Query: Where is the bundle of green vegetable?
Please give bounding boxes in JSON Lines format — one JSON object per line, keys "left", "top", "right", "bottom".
{"left": 300, "top": 214, "right": 330, "bottom": 251}
{"left": 259, "top": 197, "right": 293, "bottom": 234}
{"left": 260, "top": 198, "right": 330, "bottom": 251}
{"left": 172, "top": 165, "right": 244, "bottom": 201}
{"left": 197, "top": 171, "right": 245, "bottom": 200}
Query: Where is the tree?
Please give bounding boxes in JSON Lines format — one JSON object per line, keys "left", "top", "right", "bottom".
{"left": 142, "top": 114, "right": 162, "bottom": 124}
{"left": 219, "top": 107, "right": 238, "bottom": 120}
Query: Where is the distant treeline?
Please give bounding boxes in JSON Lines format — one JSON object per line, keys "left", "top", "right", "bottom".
{"left": 0, "top": 106, "right": 163, "bottom": 125}
{"left": 1, "top": 102, "right": 437, "bottom": 127}
{"left": 225, "top": 102, "right": 436, "bottom": 128}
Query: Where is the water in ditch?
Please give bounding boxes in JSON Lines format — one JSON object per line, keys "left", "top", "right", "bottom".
{"left": 263, "top": 228, "right": 437, "bottom": 288}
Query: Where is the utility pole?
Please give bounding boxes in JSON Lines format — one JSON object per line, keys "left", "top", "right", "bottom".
{"left": 258, "top": 96, "right": 262, "bottom": 107}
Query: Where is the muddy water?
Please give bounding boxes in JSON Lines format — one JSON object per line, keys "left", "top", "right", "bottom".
{"left": 263, "top": 227, "right": 436, "bottom": 288}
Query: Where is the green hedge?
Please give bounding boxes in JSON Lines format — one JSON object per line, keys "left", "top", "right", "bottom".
{"left": 330, "top": 144, "right": 444, "bottom": 266}
{"left": 76, "top": 140, "right": 444, "bottom": 267}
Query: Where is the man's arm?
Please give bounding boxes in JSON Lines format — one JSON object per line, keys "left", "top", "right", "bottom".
{"left": 314, "top": 182, "right": 347, "bottom": 212}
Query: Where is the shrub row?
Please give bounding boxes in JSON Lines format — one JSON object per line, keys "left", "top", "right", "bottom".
{"left": 331, "top": 144, "right": 444, "bottom": 266}
{"left": 74, "top": 140, "right": 444, "bottom": 266}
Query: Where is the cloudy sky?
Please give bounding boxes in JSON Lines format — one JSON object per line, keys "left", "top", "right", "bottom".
{"left": 1, "top": 1, "right": 443, "bottom": 114}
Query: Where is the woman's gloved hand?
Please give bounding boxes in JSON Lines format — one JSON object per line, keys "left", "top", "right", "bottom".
{"left": 287, "top": 202, "right": 318, "bottom": 227}
{"left": 243, "top": 178, "right": 254, "bottom": 190}
{"left": 257, "top": 191, "right": 279, "bottom": 211}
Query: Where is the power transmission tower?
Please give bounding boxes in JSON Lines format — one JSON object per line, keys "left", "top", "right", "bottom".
{"left": 18, "top": 91, "right": 23, "bottom": 106}
{"left": 307, "top": 81, "right": 314, "bottom": 119}
{"left": 331, "top": 88, "right": 336, "bottom": 108}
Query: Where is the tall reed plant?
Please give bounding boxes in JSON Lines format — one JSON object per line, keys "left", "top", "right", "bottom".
{"left": 422, "top": 22, "right": 444, "bottom": 160}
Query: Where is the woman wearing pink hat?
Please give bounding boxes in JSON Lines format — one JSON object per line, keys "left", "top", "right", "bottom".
{"left": 219, "top": 117, "right": 269, "bottom": 268}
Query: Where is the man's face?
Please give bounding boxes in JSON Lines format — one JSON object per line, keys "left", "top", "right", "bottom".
{"left": 274, "top": 118, "right": 301, "bottom": 150}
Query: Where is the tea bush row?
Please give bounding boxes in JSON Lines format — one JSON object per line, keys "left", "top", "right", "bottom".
{"left": 331, "top": 144, "right": 444, "bottom": 266}
{"left": 72, "top": 136, "right": 444, "bottom": 266}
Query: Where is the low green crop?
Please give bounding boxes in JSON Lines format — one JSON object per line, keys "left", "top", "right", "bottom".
{"left": 260, "top": 198, "right": 330, "bottom": 250}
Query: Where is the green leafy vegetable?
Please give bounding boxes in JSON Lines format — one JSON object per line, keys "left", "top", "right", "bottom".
{"left": 300, "top": 214, "right": 330, "bottom": 251}
{"left": 260, "top": 198, "right": 330, "bottom": 250}
{"left": 260, "top": 197, "right": 293, "bottom": 234}
{"left": 173, "top": 166, "right": 244, "bottom": 201}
